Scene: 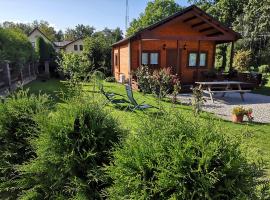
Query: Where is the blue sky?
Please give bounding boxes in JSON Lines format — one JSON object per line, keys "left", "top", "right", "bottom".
{"left": 0, "top": 0, "right": 190, "bottom": 32}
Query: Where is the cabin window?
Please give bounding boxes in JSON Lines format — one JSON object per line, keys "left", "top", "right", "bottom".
{"left": 188, "top": 52, "right": 207, "bottom": 67}
{"left": 150, "top": 53, "right": 159, "bottom": 65}
{"left": 188, "top": 53, "right": 197, "bottom": 67}
{"left": 141, "top": 51, "right": 159, "bottom": 66}
{"left": 115, "top": 54, "right": 118, "bottom": 66}
{"left": 79, "top": 45, "right": 83, "bottom": 51}
{"left": 141, "top": 53, "right": 148, "bottom": 65}
{"left": 199, "top": 52, "right": 207, "bottom": 67}
{"left": 74, "top": 45, "right": 78, "bottom": 51}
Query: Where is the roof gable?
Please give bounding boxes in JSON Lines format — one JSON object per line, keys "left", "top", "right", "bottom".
{"left": 113, "top": 5, "right": 241, "bottom": 46}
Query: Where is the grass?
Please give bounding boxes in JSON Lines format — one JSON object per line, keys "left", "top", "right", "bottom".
{"left": 24, "top": 79, "right": 270, "bottom": 178}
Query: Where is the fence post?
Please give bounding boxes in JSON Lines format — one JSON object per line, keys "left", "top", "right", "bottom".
{"left": 45, "top": 61, "right": 50, "bottom": 78}
{"left": 28, "top": 63, "right": 31, "bottom": 79}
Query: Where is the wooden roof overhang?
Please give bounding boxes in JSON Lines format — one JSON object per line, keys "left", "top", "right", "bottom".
{"left": 112, "top": 5, "right": 241, "bottom": 47}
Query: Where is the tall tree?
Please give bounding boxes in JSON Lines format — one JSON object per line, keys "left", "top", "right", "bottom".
{"left": 55, "top": 30, "right": 64, "bottom": 41}
{"left": 126, "top": 0, "right": 183, "bottom": 36}
{"left": 234, "top": 0, "right": 270, "bottom": 66}
{"left": 64, "top": 24, "right": 95, "bottom": 40}
{"left": 1, "top": 21, "right": 32, "bottom": 35}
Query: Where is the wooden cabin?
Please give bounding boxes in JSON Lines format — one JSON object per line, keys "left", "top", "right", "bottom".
{"left": 112, "top": 5, "right": 241, "bottom": 84}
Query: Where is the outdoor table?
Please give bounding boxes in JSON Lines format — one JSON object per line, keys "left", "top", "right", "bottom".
{"left": 195, "top": 81, "right": 251, "bottom": 102}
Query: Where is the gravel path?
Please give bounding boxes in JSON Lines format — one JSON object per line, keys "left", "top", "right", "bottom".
{"left": 176, "top": 92, "right": 270, "bottom": 123}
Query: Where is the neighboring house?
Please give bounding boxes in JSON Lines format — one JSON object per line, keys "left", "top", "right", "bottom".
{"left": 28, "top": 27, "right": 84, "bottom": 54}
{"left": 28, "top": 27, "right": 53, "bottom": 48}
{"left": 112, "top": 5, "right": 241, "bottom": 84}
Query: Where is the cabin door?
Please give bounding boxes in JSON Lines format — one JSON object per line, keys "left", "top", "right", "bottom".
{"left": 166, "top": 49, "right": 179, "bottom": 75}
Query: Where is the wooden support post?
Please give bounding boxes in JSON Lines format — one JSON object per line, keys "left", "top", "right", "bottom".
{"left": 229, "top": 41, "right": 234, "bottom": 70}
{"left": 111, "top": 49, "right": 114, "bottom": 76}
{"left": 176, "top": 40, "right": 180, "bottom": 75}
{"left": 196, "top": 40, "right": 201, "bottom": 81}
{"left": 139, "top": 39, "right": 142, "bottom": 66}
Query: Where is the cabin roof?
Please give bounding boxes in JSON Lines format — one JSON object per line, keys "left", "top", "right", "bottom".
{"left": 113, "top": 5, "right": 241, "bottom": 47}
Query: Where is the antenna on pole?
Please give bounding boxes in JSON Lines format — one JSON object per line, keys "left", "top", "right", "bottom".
{"left": 125, "top": 0, "right": 129, "bottom": 31}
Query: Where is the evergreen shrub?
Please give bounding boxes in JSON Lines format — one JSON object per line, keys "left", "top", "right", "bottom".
{"left": 19, "top": 99, "right": 124, "bottom": 199}
{"left": 107, "top": 112, "right": 268, "bottom": 199}
{"left": 0, "top": 90, "right": 49, "bottom": 198}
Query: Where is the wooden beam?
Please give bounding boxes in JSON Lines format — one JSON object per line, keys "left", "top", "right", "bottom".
{"left": 229, "top": 42, "right": 234, "bottom": 70}
{"left": 196, "top": 40, "right": 201, "bottom": 82}
{"left": 176, "top": 40, "right": 180, "bottom": 75}
{"left": 207, "top": 32, "right": 224, "bottom": 37}
{"left": 183, "top": 16, "right": 197, "bottom": 22}
{"left": 139, "top": 40, "right": 142, "bottom": 66}
{"left": 191, "top": 21, "right": 205, "bottom": 28}
{"left": 212, "top": 42, "right": 216, "bottom": 69}
{"left": 141, "top": 34, "right": 235, "bottom": 41}
{"left": 199, "top": 27, "right": 214, "bottom": 33}
{"left": 191, "top": 11, "right": 227, "bottom": 35}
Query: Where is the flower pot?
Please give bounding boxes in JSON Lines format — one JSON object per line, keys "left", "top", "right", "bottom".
{"left": 232, "top": 114, "right": 244, "bottom": 123}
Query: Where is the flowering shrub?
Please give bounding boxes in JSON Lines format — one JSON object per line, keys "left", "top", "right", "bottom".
{"left": 135, "top": 66, "right": 180, "bottom": 98}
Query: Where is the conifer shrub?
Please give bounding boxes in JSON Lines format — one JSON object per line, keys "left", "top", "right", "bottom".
{"left": 107, "top": 112, "right": 268, "bottom": 199}
{"left": 18, "top": 100, "right": 124, "bottom": 199}
{"left": 0, "top": 90, "right": 49, "bottom": 198}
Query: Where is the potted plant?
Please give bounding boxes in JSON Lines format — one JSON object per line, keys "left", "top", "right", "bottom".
{"left": 232, "top": 106, "right": 253, "bottom": 123}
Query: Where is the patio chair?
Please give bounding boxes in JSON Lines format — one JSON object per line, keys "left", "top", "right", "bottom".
{"left": 99, "top": 83, "right": 129, "bottom": 104}
{"left": 125, "top": 84, "right": 154, "bottom": 110}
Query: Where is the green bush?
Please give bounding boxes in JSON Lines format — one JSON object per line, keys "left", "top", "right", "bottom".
{"left": 0, "top": 90, "right": 49, "bottom": 198}
{"left": 18, "top": 99, "right": 124, "bottom": 199}
{"left": 233, "top": 50, "right": 252, "bottom": 72}
{"left": 258, "top": 65, "right": 270, "bottom": 74}
{"left": 107, "top": 112, "right": 267, "bottom": 199}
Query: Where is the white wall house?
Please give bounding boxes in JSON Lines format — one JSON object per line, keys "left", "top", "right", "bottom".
{"left": 28, "top": 28, "right": 53, "bottom": 49}
{"left": 28, "top": 27, "right": 84, "bottom": 54}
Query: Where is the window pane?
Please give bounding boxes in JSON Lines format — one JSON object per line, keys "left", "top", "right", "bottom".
{"left": 200, "top": 53, "right": 206, "bottom": 66}
{"left": 74, "top": 45, "right": 78, "bottom": 51}
{"left": 150, "top": 53, "right": 158, "bottom": 64}
{"left": 142, "top": 53, "right": 148, "bottom": 65}
{"left": 80, "top": 45, "right": 83, "bottom": 51}
{"left": 189, "top": 53, "right": 197, "bottom": 67}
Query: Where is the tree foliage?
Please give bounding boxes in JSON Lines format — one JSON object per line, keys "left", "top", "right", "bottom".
{"left": 126, "top": 0, "right": 182, "bottom": 36}
{"left": 234, "top": 0, "right": 270, "bottom": 66}
{"left": 233, "top": 50, "right": 252, "bottom": 72}
{"left": 83, "top": 28, "right": 123, "bottom": 75}
{"left": 35, "top": 36, "right": 55, "bottom": 62}
{"left": 65, "top": 24, "right": 95, "bottom": 41}
{"left": 0, "top": 28, "right": 35, "bottom": 64}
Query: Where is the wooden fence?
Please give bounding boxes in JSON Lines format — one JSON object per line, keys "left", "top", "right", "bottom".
{"left": 0, "top": 61, "right": 37, "bottom": 94}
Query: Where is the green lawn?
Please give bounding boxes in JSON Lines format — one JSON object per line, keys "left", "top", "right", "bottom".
{"left": 24, "top": 79, "right": 270, "bottom": 178}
